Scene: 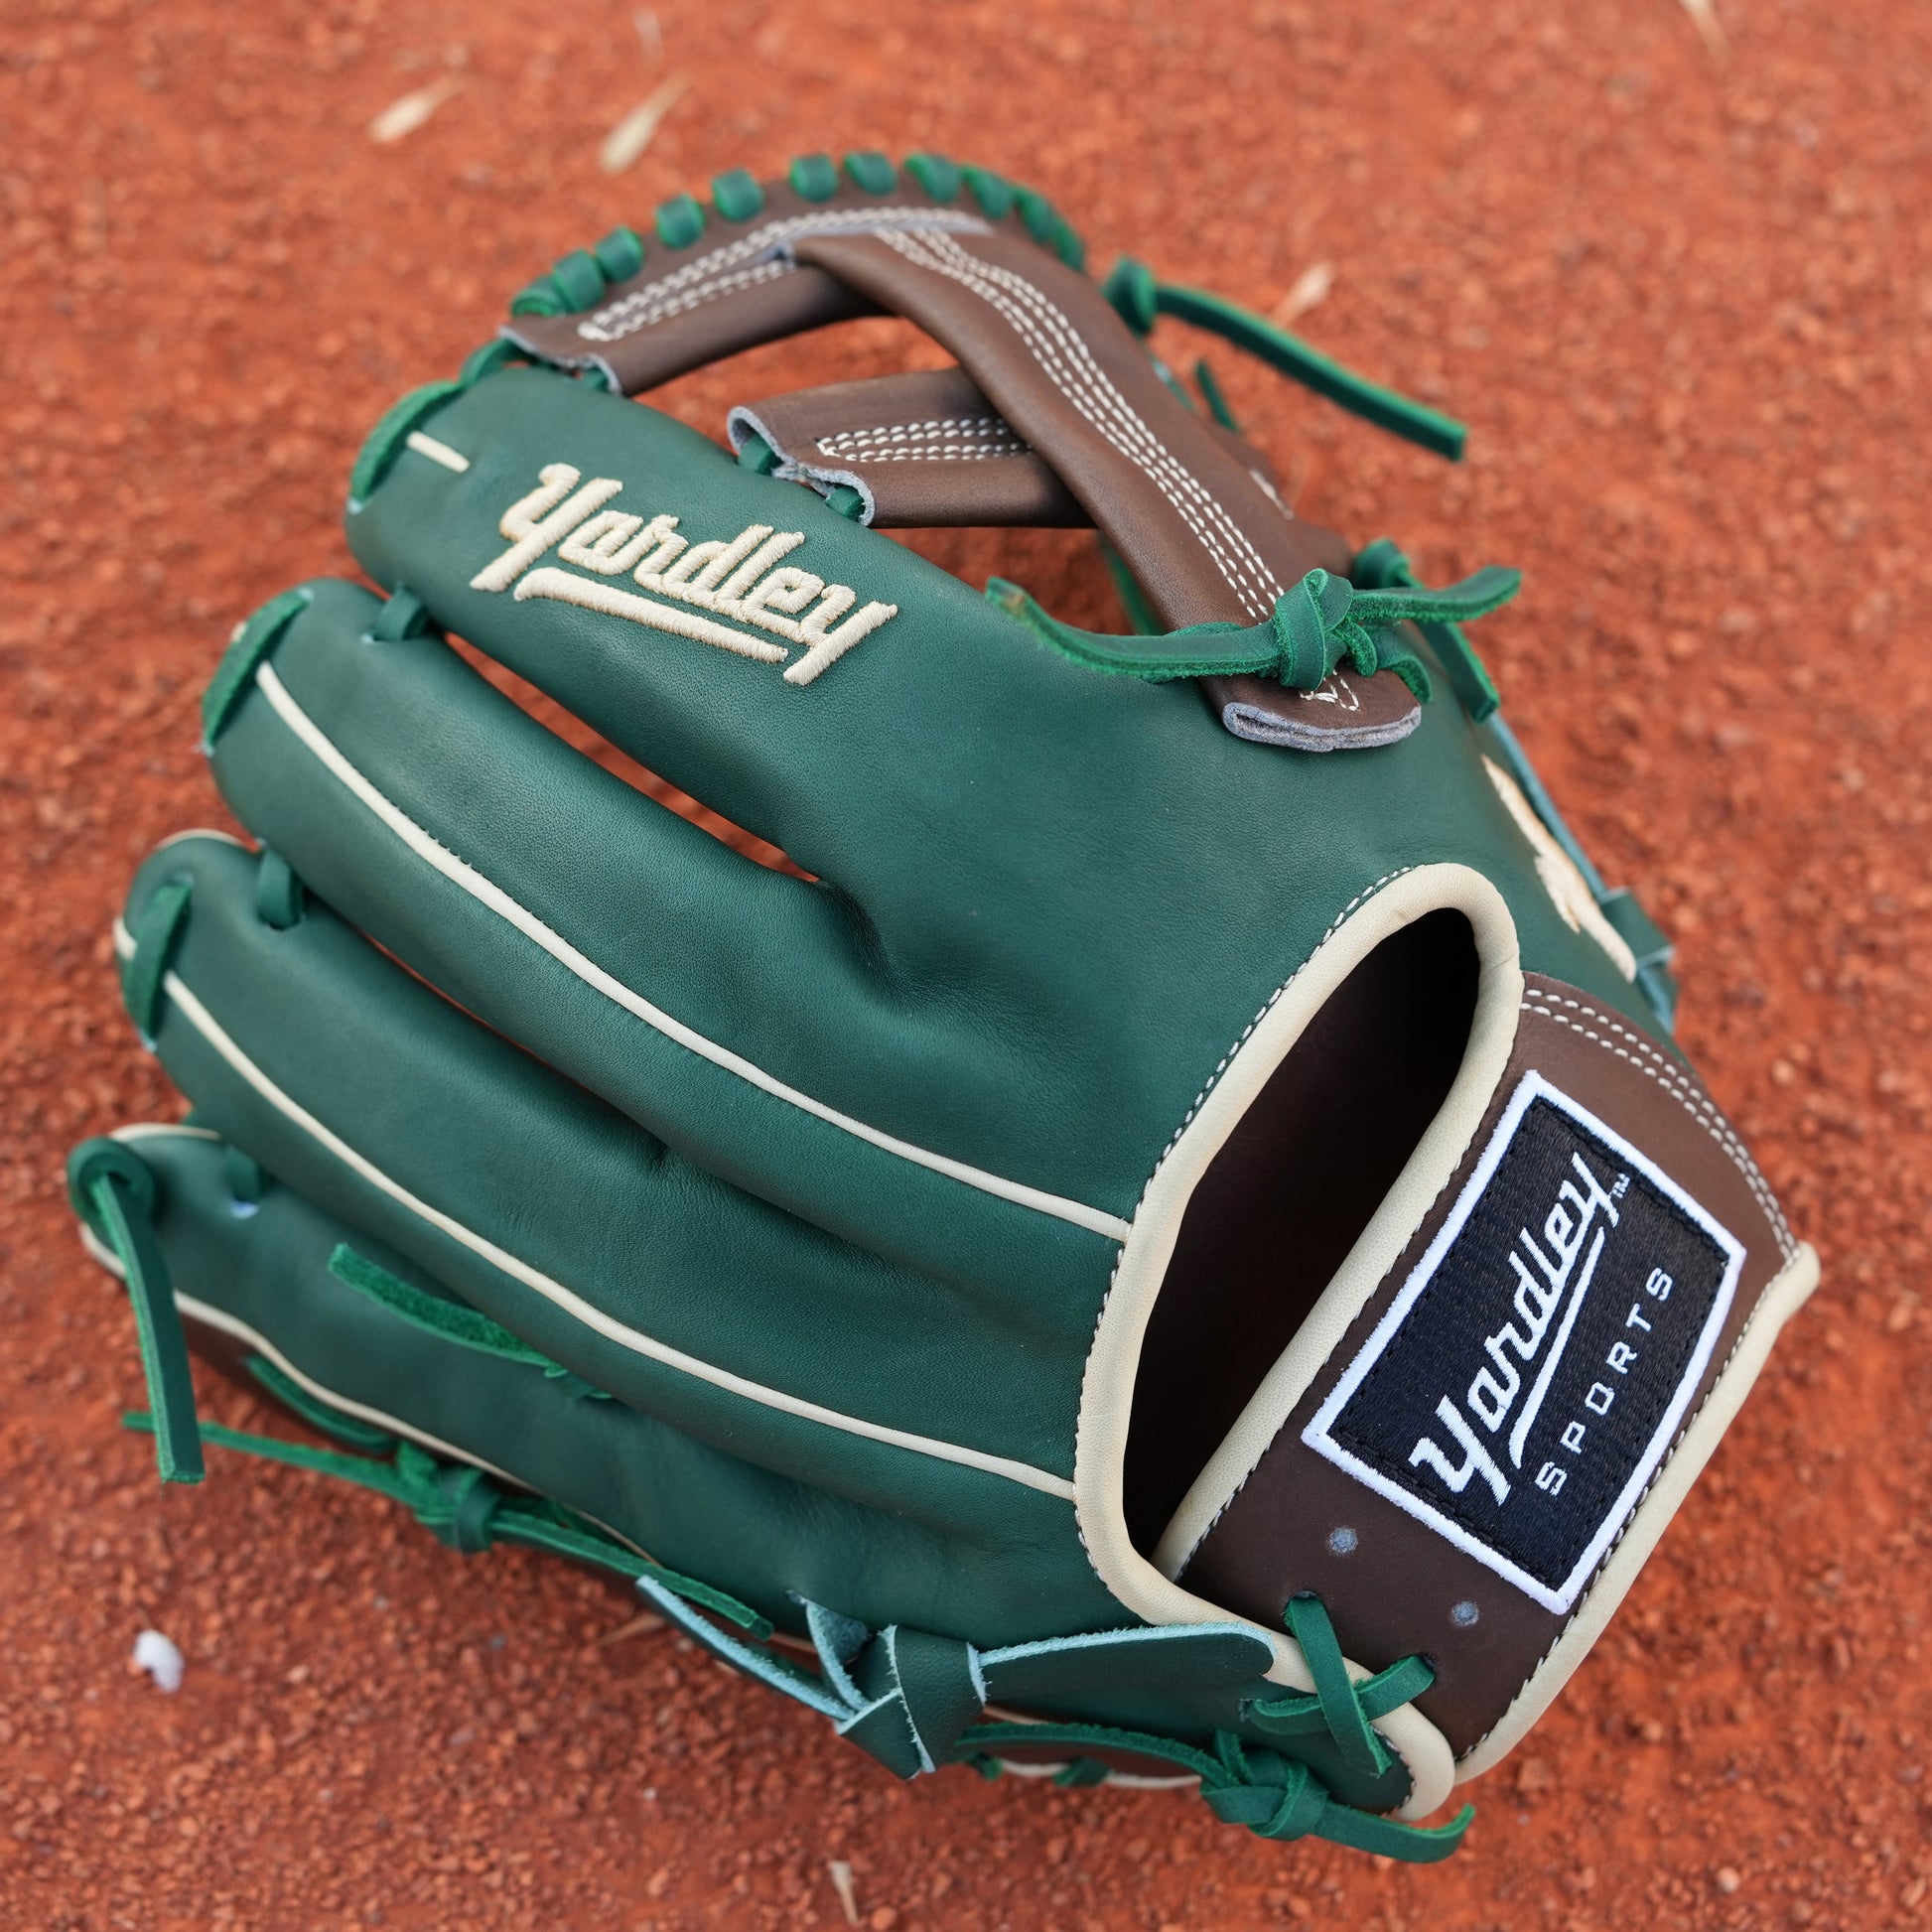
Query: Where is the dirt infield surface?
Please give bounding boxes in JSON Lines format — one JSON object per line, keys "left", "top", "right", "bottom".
{"left": 3, "top": 1, "right": 1930, "bottom": 1926}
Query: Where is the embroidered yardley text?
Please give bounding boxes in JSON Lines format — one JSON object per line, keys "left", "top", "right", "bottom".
{"left": 1303, "top": 1073, "right": 1744, "bottom": 1614}
{"left": 470, "top": 464, "right": 898, "bottom": 685}
{"left": 1407, "top": 1146, "right": 1626, "bottom": 1507}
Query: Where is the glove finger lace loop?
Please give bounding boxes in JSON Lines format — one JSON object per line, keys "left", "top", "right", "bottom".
{"left": 1243, "top": 1593, "right": 1437, "bottom": 1779}
{"left": 327, "top": 1244, "right": 613, "bottom": 1400}
{"left": 69, "top": 1139, "right": 204, "bottom": 1485}
{"left": 638, "top": 1575, "right": 1472, "bottom": 1863}
{"left": 1100, "top": 255, "right": 1467, "bottom": 460}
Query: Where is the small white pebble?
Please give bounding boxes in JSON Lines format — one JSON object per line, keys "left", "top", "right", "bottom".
{"left": 598, "top": 72, "right": 689, "bottom": 175}
{"left": 828, "top": 1859, "right": 860, "bottom": 1926}
{"left": 367, "top": 74, "right": 464, "bottom": 146}
{"left": 1715, "top": 1866, "right": 1743, "bottom": 1895}
{"left": 132, "top": 1629, "right": 184, "bottom": 1693}
{"left": 1272, "top": 261, "right": 1335, "bottom": 327}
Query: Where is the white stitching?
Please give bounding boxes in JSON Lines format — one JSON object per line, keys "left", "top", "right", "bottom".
{"left": 923, "top": 233, "right": 1285, "bottom": 612}
{"left": 820, "top": 444, "right": 1021, "bottom": 463}
{"left": 580, "top": 259, "right": 793, "bottom": 339}
{"left": 891, "top": 228, "right": 1281, "bottom": 616}
{"left": 816, "top": 415, "right": 1031, "bottom": 462}
{"left": 1155, "top": 870, "right": 1417, "bottom": 1174}
{"left": 1522, "top": 996, "right": 1795, "bottom": 1259}
{"left": 910, "top": 231, "right": 1284, "bottom": 615}
{"left": 576, "top": 207, "right": 993, "bottom": 344}
{"left": 1079, "top": 868, "right": 1417, "bottom": 1537}
{"left": 873, "top": 228, "right": 1282, "bottom": 619}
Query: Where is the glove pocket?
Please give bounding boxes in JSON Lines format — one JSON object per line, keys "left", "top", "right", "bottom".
{"left": 1078, "top": 863, "right": 1814, "bottom": 1788}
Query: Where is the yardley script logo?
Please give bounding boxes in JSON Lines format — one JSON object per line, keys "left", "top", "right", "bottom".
{"left": 1305, "top": 1074, "right": 1743, "bottom": 1614}
{"left": 1408, "top": 1147, "right": 1631, "bottom": 1508}
{"left": 469, "top": 464, "right": 899, "bottom": 685}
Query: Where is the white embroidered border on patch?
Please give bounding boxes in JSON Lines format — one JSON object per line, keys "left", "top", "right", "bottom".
{"left": 1300, "top": 1071, "right": 1745, "bottom": 1616}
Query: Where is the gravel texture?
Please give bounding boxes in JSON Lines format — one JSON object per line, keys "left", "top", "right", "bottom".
{"left": 2, "top": 1, "right": 1930, "bottom": 1927}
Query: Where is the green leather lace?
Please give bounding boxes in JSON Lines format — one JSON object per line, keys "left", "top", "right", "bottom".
{"left": 1102, "top": 256, "right": 1466, "bottom": 459}
{"left": 132, "top": 1402, "right": 1469, "bottom": 1863}
{"left": 69, "top": 1140, "right": 203, "bottom": 1484}
{"left": 638, "top": 1570, "right": 1471, "bottom": 1862}
{"left": 990, "top": 561, "right": 1522, "bottom": 702}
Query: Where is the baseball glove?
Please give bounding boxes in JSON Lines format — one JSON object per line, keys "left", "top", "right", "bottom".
{"left": 69, "top": 152, "right": 1817, "bottom": 1860}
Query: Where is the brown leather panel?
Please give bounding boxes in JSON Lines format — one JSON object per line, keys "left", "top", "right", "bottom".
{"left": 733, "top": 366, "right": 1087, "bottom": 527}
{"left": 795, "top": 229, "right": 1313, "bottom": 629}
{"left": 732, "top": 369, "right": 1299, "bottom": 535}
{"left": 508, "top": 183, "right": 1418, "bottom": 750}
{"left": 790, "top": 229, "right": 1421, "bottom": 749}
{"left": 508, "top": 264, "right": 880, "bottom": 398}
{"left": 502, "top": 170, "right": 1027, "bottom": 396}
{"left": 1175, "top": 974, "right": 1793, "bottom": 1758}
{"left": 1203, "top": 420, "right": 1287, "bottom": 499}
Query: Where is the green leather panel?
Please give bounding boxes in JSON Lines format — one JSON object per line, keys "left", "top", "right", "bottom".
{"left": 123, "top": 1128, "right": 1109, "bottom": 1647}
{"left": 120, "top": 1122, "right": 1408, "bottom": 1811}
{"left": 84, "top": 360, "right": 1682, "bottom": 1821}
{"left": 204, "top": 581, "right": 1113, "bottom": 1293}
{"left": 330, "top": 366, "right": 1651, "bottom": 1228}
{"left": 125, "top": 839, "right": 1088, "bottom": 1482}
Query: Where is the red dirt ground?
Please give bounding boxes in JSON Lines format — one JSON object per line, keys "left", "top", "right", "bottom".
{"left": 3, "top": 2, "right": 1930, "bottom": 1927}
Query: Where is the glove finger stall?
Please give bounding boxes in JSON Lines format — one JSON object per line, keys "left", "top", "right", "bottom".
{"left": 115, "top": 836, "right": 1085, "bottom": 1497}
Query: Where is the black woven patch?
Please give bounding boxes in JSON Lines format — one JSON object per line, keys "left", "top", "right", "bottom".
{"left": 1304, "top": 1075, "right": 1743, "bottom": 1613}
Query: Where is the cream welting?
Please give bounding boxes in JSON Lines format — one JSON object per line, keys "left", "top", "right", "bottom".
{"left": 109, "top": 926, "right": 1082, "bottom": 1501}
{"left": 1075, "top": 865, "right": 1525, "bottom": 1823}
{"left": 402, "top": 431, "right": 471, "bottom": 475}
{"left": 1147, "top": 871, "right": 1527, "bottom": 1587}
{"left": 244, "top": 668, "right": 1132, "bottom": 1244}
{"left": 1456, "top": 1238, "right": 1818, "bottom": 1777}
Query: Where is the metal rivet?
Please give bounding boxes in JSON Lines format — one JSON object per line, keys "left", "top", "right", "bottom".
{"left": 1327, "top": 1526, "right": 1358, "bottom": 1556}
{"left": 1450, "top": 1600, "right": 1480, "bottom": 1628}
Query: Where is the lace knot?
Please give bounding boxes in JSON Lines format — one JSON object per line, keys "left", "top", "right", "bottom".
{"left": 1202, "top": 1741, "right": 1332, "bottom": 1842}
{"left": 1270, "top": 567, "right": 1376, "bottom": 690}
{"left": 396, "top": 1446, "right": 503, "bottom": 1555}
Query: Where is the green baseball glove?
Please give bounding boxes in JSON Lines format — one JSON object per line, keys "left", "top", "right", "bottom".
{"left": 69, "top": 152, "right": 1816, "bottom": 1861}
